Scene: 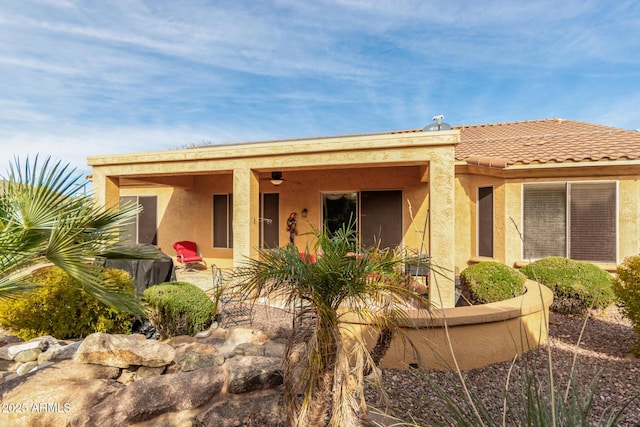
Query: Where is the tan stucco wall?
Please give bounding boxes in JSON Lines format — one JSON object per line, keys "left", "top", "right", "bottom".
{"left": 456, "top": 165, "right": 640, "bottom": 273}
{"left": 341, "top": 280, "right": 553, "bottom": 371}
{"left": 619, "top": 177, "right": 640, "bottom": 259}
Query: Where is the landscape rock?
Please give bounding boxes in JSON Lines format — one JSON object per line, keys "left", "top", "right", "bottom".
{"left": 0, "top": 358, "right": 16, "bottom": 373}
{"left": 0, "top": 333, "right": 23, "bottom": 348}
{"left": 163, "top": 329, "right": 226, "bottom": 347}
{"left": 46, "top": 359, "right": 122, "bottom": 381}
{"left": 0, "top": 370, "right": 121, "bottom": 427}
{"left": 135, "top": 365, "right": 165, "bottom": 380}
{"left": 232, "top": 342, "right": 265, "bottom": 357}
{"left": 14, "top": 348, "right": 42, "bottom": 363}
{"left": 224, "top": 328, "right": 269, "bottom": 347}
{"left": 6, "top": 339, "right": 49, "bottom": 359}
{"left": 263, "top": 341, "right": 286, "bottom": 358}
{"left": 1, "top": 373, "right": 20, "bottom": 384}
{"left": 195, "top": 329, "right": 212, "bottom": 338}
{"left": 0, "top": 326, "right": 290, "bottom": 427}
{"left": 38, "top": 340, "right": 82, "bottom": 363}
{"left": 71, "top": 365, "right": 226, "bottom": 426}
{"left": 0, "top": 346, "right": 13, "bottom": 361}
{"left": 16, "top": 361, "right": 39, "bottom": 375}
{"left": 0, "top": 359, "right": 121, "bottom": 402}
{"left": 217, "top": 327, "right": 270, "bottom": 357}
{"left": 195, "top": 328, "right": 228, "bottom": 347}
{"left": 195, "top": 390, "right": 283, "bottom": 426}
{"left": 35, "top": 360, "right": 54, "bottom": 371}
{"left": 75, "top": 333, "right": 175, "bottom": 368}
{"left": 163, "top": 335, "right": 196, "bottom": 346}
{"left": 268, "top": 326, "right": 291, "bottom": 343}
{"left": 226, "top": 356, "right": 283, "bottom": 394}
{"left": 116, "top": 368, "right": 137, "bottom": 384}
{"left": 173, "top": 342, "right": 224, "bottom": 372}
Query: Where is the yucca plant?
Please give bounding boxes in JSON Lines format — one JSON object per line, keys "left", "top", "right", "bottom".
{"left": 234, "top": 220, "right": 430, "bottom": 427}
{"left": 0, "top": 156, "right": 151, "bottom": 314}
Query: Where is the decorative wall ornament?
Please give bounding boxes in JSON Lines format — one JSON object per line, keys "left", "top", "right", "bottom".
{"left": 286, "top": 212, "right": 297, "bottom": 243}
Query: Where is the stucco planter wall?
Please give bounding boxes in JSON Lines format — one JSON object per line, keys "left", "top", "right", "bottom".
{"left": 342, "top": 280, "right": 553, "bottom": 371}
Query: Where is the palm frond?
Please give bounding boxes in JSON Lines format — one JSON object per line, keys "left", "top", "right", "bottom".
{"left": 235, "top": 218, "right": 436, "bottom": 426}
{"left": 0, "top": 156, "right": 142, "bottom": 314}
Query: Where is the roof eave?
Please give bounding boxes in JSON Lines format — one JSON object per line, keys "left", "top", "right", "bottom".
{"left": 456, "top": 158, "right": 640, "bottom": 170}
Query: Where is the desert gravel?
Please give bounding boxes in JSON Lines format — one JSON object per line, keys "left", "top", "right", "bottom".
{"left": 363, "top": 306, "right": 640, "bottom": 426}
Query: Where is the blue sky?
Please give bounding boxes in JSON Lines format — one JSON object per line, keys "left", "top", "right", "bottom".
{"left": 1, "top": 0, "right": 639, "bottom": 176}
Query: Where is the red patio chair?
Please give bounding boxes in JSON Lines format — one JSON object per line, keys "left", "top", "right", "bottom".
{"left": 173, "top": 241, "right": 205, "bottom": 272}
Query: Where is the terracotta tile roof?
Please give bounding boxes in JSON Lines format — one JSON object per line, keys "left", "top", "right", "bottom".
{"left": 453, "top": 118, "right": 640, "bottom": 166}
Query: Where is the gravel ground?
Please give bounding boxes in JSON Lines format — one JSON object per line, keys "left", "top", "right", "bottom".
{"left": 364, "top": 306, "right": 640, "bottom": 426}
{"left": 229, "top": 303, "right": 640, "bottom": 426}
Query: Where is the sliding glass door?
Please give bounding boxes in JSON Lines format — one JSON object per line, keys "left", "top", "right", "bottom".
{"left": 322, "top": 190, "right": 402, "bottom": 249}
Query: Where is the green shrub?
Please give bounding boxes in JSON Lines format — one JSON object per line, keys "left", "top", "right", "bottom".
{"left": 143, "top": 281, "right": 216, "bottom": 339}
{"left": 613, "top": 255, "right": 640, "bottom": 341}
{"left": 520, "top": 256, "right": 615, "bottom": 314}
{"left": 0, "top": 266, "right": 134, "bottom": 340}
{"left": 459, "top": 261, "right": 526, "bottom": 304}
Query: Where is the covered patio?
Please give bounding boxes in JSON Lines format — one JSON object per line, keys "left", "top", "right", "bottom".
{"left": 89, "top": 129, "right": 459, "bottom": 306}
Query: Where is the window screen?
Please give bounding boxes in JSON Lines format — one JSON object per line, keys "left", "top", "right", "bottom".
{"left": 569, "top": 182, "right": 616, "bottom": 262}
{"left": 523, "top": 184, "right": 566, "bottom": 260}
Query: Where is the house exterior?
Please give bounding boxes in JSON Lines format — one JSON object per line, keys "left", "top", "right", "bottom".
{"left": 88, "top": 119, "right": 640, "bottom": 308}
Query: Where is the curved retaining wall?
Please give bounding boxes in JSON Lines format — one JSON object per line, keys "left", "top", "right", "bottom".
{"left": 341, "top": 280, "right": 554, "bottom": 371}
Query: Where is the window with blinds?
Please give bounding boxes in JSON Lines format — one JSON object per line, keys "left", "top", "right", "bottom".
{"left": 477, "top": 186, "right": 494, "bottom": 257}
{"left": 569, "top": 183, "right": 616, "bottom": 262}
{"left": 523, "top": 184, "right": 566, "bottom": 260}
{"left": 213, "top": 194, "right": 233, "bottom": 248}
{"left": 119, "top": 195, "right": 157, "bottom": 245}
{"left": 522, "top": 182, "right": 616, "bottom": 263}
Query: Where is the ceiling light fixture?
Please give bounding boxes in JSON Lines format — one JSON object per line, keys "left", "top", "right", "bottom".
{"left": 270, "top": 171, "right": 284, "bottom": 186}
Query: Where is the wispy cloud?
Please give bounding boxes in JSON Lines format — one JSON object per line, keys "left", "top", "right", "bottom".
{"left": 0, "top": 0, "right": 638, "bottom": 175}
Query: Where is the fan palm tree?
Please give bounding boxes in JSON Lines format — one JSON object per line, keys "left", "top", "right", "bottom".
{"left": 234, "top": 221, "right": 431, "bottom": 426}
{"left": 0, "top": 156, "right": 146, "bottom": 314}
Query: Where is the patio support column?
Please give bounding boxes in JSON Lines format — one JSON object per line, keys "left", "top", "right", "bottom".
{"left": 429, "top": 150, "right": 456, "bottom": 308}
{"left": 232, "top": 168, "right": 260, "bottom": 268}
{"left": 91, "top": 173, "right": 120, "bottom": 209}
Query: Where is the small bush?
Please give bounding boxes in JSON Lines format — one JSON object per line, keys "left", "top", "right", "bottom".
{"left": 614, "top": 255, "right": 640, "bottom": 341}
{"left": 520, "top": 256, "right": 615, "bottom": 314}
{"left": 143, "top": 281, "right": 216, "bottom": 339}
{"left": 459, "top": 261, "right": 526, "bottom": 304}
{"left": 0, "top": 267, "right": 134, "bottom": 340}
